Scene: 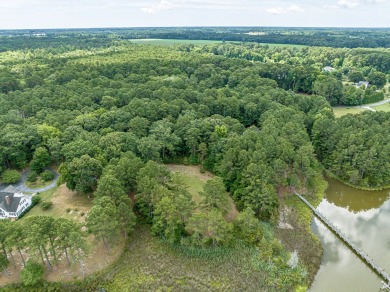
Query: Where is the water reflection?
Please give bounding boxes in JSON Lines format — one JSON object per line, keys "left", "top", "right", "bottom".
{"left": 326, "top": 177, "right": 390, "bottom": 212}
{"left": 310, "top": 179, "right": 390, "bottom": 292}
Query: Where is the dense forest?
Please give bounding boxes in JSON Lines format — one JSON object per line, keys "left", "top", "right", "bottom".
{"left": 2, "top": 27, "right": 390, "bottom": 49}
{"left": 0, "top": 31, "right": 389, "bottom": 290}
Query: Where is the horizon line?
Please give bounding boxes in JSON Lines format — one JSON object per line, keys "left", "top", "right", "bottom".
{"left": 1, "top": 25, "right": 390, "bottom": 31}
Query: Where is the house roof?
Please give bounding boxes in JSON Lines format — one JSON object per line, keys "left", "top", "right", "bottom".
{"left": 0, "top": 192, "right": 21, "bottom": 213}
{"left": 2, "top": 185, "right": 19, "bottom": 193}
{"left": 356, "top": 81, "right": 369, "bottom": 88}
{"left": 324, "top": 66, "right": 335, "bottom": 71}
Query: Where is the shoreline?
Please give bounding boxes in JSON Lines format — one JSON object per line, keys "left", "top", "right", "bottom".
{"left": 325, "top": 170, "right": 390, "bottom": 191}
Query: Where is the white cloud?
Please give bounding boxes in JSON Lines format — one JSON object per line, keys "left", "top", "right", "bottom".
{"left": 337, "top": 0, "right": 360, "bottom": 8}
{"left": 266, "top": 4, "right": 305, "bottom": 15}
{"left": 289, "top": 4, "right": 305, "bottom": 12}
{"left": 141, "top": 0, "right": 173, "bottom": 14}
{"left": 265, "top": 7, "right": 286, "bottom": 14}
{"left": 326, "top": 0, "right": 387, "bottom": 9}
{"left": 323, "top": 4, "right": 339, "bottom": 9}
{"left": 363, "top": 0, "right": 386, "bottom": 3}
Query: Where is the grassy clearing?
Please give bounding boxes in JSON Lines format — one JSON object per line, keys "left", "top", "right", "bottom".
{"left": 167, "top": 164, "right": 212, "bottom": 204}
{"left": 166, "top": 164, "right": 239, "bottom": 221}
{"left": 104, "top": 225, "right": 269, "bottom": 292}
{"left": 332, "top": 106, "right": 367, "bottom": 117}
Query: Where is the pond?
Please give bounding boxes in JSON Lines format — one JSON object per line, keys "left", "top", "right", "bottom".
{"left": 310, "top": 177, "right": 390, "bottom": 292}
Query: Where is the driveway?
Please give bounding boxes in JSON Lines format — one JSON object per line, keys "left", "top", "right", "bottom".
{"left": 0, "top": 168, "right": 59, "bottom": 193}
{"left": 350, "top": 98, "right": 390, "bottom": 108}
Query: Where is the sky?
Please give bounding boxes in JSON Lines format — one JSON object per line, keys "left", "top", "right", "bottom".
{"left": 0, "top": 0, "right": 389, "bottom": 29}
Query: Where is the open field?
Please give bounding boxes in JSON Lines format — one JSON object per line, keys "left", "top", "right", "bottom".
{"left": 332, "top": 106, "right": 367, "bottom": 117}
{"left": 129, "top": 38, "right": 306, "bottom": 47}
{"left": 129, "top": 39, "right": 224, "bottom": 45}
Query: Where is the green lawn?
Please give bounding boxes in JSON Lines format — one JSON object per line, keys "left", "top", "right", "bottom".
{"left": 25, "top": 177, "right": 53, "bottom": 189}
{"left": 372, "top": 103, "right": 390, "bottom": 112}
{"left": 23, "top": 185, "right": 91, "bottom": 220}
{"left": 332, "top": 107, "right": 367, "bottom": 118}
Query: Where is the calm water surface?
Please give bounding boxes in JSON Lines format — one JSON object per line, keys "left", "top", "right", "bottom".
{"left": 310, "top": 177, "right": 390, "bottom": 292}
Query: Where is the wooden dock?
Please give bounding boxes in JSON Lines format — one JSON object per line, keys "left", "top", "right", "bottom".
{"left": 295, "top": 192, "right": 390, "bottom": 290}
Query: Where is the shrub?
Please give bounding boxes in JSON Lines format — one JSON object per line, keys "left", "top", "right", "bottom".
{"left": 2, "top": 170, "right": 21, "bottom": 184}
{"left": 41, "top": 201, "right": 53, "bottom": 210}
{"left": 41, "top": 170, "right": 55, "bottom": 182}
{"left": 20, "top": 260, "right": 44, "bottom": 287}
{"left": 18, "top": 195, "right": 41, "bottom": 219}
{"left": 0, "top": 253, "right": 9, "bottom": 272}
{"left": 32, "top": 195, "right": 41, "bottom": 205}
{"left": 27, "top": 171, "right": 38, "bottom": 183}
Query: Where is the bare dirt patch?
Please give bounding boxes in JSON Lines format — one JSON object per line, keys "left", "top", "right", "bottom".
{"left": 0, "top": 237, "right": 125, "bottom": 286}
{"left": 45, "top": 238, "right": 125, "bottom": 283}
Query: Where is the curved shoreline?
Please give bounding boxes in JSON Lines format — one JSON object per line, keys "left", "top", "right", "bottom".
{"left": 324, "top": 170, "right": 390, "bottom": 191}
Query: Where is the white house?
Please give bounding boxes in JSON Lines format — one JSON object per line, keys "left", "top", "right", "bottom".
{"left": 323, "top": 66, "right": 335, "bottom": 72}
{"left": 0, "top": 188, "right": 32, "bottom": 219}
{"left": 356, "top": 81, "right": 369, "bottom": 89}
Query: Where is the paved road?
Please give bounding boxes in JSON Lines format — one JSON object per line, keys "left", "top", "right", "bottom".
{"left": 0, "top": 168, "right": 59, "bottom": 193}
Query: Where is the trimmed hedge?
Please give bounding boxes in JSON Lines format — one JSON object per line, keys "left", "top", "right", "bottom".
{"left": 362, "top": 91, "right": 384, "bottom": 104}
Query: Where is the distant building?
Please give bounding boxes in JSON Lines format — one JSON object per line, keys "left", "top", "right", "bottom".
{"left": 0, "top": 187, "right": 32, "bottom": 219}
{"left": 356, "top": 81, "right": 369, "bottom": 89}
{"left": 32, "top": 33, "right": 46, "bottom": 37}
{"left": 323, "top": 66, "right": 335, "bottom": 72}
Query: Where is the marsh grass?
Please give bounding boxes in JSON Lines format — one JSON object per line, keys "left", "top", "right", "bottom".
{"left": 104, "top": 225, "right": 273, "bottom": 291}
